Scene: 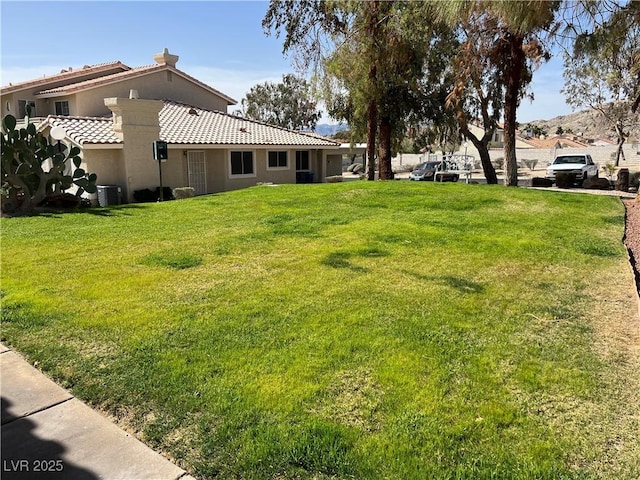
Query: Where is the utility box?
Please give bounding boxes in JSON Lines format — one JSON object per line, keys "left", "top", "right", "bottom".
{"left": 153, "top": 140, "right": 168, "bottom": 161}
{"left": 97, "top": 185, "right": 122, "bottom": 206}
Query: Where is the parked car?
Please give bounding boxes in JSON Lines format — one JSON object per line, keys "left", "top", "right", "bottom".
{"left": 545, "top": 154, "right": 599, "bottom": 184}
{"left": 409, "top": 161, "right": 459, "bottom": 182}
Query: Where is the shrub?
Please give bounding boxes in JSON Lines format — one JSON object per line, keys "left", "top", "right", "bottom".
{"left": 133, "top": 189, "right": 157, "bottom": 203}
{"left": 173, "top": 187, "right": 195, "bottom": 199}
{"left": 555, "top": 172, "right": 576, "bottom": 188}
{"left": 156, "top": 186, "right": 174, "bottom": 201}
{"left": 601, "top": 163, "right": 616, "bottom": 180}
{"left": 531, "top": 177, "right": 553, "bottom": 187}
{"left": 583, "top": 177, "right": 611, "bottom": 190}
{"left": 492, "top": 158, "right": 504, "bottom": 170}
{"left": 523, "top": 159, "right": 539, "bottom": 171}
{"left": 629, "top": 171, "right": 640, "bottom": 189}
{"left": 133, "top": 187, "right": 175, "bottom": 202}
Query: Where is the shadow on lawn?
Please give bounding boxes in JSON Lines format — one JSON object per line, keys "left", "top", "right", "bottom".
{"left": 32, "top": 204, "right": 153, "bottom": 218}
{"left": 321, "top": 252, "right": 369, "bottom": 272}
{"left": 403, "top": 270, "right": 485, "bottom": 294}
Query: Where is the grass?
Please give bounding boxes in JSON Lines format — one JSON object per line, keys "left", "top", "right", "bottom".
{"left": 1, "top": 181, "right": 638, "bottom": 479}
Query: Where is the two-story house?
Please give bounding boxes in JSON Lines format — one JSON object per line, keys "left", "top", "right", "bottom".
{"left": 1, "top": 49, "right": 347, "bottom": 204}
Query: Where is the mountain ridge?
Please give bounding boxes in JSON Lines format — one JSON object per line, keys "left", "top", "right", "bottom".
{"left": 525, "top": 107, "right": 639, "bottom": 140}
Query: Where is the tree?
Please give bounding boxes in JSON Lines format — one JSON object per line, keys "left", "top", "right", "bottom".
{"left": 560, "top": 1, "right": 640, "bottom": 113}
{"left": 323, "top": 1, "right": 456, "bottom": 179}
{"left": 446, "top": 7, "right": 503, "bottom": 184}
{"left": 1, "top": 115, "right": 97, "bottom": 215}
{"left": 322, "top": 0, "right": 412, "bottom": 180}
{"left": 561, "top": 1, "right": 640, "bottom": 165}
{"left": 488, "top": 1, "right": 558, "bottom": 186}
{"left": 265, "top": 1, "right": 447, "bottom": 181}
{"left": 437, "top": 1, "right": 558, "bottom": 186}
{"left": 240, "top": 74, "right": 322, "bottom": 131}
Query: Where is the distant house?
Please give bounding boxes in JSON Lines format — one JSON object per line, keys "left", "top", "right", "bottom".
{"left": 1, "top": 49, "right": 348, "bottom": 203}
{"left": 466, "top": 122, "right": 505, "bottom": 148}
{"left": 588, "top": 137, "right": 616, "bottom": 147}
{"left": 517, "top": 135, "right": 590, "bottom": 149}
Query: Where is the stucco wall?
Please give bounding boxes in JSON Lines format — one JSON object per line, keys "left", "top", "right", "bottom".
{"left": 85, "top": 149, "right": 125, "bottom": 186}
{"left": 326, "top": 154, "right": 343, "bottom": 177}
{"left": 221, "top": 149, "right": 298, "bottom": 192}
{"left": 163, "top": 148, "right": 332, "bottom": 195}
{"left": 80, "top": 143, "right": 338, "bottom": 203}
{"left": 74, "top": 70, "right": 231, "bottom": 117}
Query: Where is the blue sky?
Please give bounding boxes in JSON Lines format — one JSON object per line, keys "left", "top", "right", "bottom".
{"left": 0, "top": 0, "right": 574, "bottom": 124}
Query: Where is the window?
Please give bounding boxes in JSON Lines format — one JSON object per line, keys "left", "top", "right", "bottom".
{"left": 268, "top": 151, "right": 288, "bottom": 169}
{"left": 18, "top": 100, "right": 36, "bottom": 118}
{"left": 230, "top": 151, "right": 254, "bottom": 176}
{"left": 296, "top": 150, "right": 310, "bottom": 171}
{"left": 55, "top": 101, "right": 70, "bottom": 116}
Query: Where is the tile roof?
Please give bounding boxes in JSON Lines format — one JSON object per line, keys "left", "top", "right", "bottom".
{"left": 1, "top": 62, "right": 130, "bottom": 94}
{"left": 158, "top": 101, "right": 340, "bottom": 147}
{"left": 518, "top": 135, "right": 589, "bottom": 149}
{"left": 41, "top": 115, "right": 122, "bottom": 145}
{"left": 35, "top": 64, "right": 160, "bottom": 95}
{"left": 35, "top": 64, "right": 236, "bottom": 105}
{"left": 38, "top": 101, "right": 340, "bottom": 148}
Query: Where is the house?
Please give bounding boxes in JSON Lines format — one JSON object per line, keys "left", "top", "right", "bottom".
{"left": 466, "top": 121, "right": 505, "bottom": 148}
{"left": 1, "top": 49, "right": 349, "bottom": 203}
{"left": 1, "top": 49, "right": 234, "bottom": 120}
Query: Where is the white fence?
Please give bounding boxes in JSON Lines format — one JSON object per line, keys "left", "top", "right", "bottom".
{"left": 392, "top": 144, "right": 640, "bottom": 172}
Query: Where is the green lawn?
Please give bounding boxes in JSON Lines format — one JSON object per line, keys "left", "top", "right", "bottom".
{"left": 2, "top": 182, "right": 638, "bottom": 479}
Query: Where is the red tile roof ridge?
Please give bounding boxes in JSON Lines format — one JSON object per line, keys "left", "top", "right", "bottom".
{"left": 36, "top": 64, "right": 164, "bottom": 95}
{"left": 33, "top": 64, "right": 236, "bottom": 105}
{"left": 1, "top": 61, "right": 130, "bottom": 93}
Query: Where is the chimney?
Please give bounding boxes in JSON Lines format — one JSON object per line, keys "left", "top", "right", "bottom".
{"left": 153, "top": 48, "right": 179, "bottom": 67}
{"left": 104, "top": 97, "right": 164, "bottom": 202}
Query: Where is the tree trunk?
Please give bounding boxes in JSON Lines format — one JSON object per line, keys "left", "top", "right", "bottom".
{"left": 615, "top": 123, "right": 626, "bottom": 166}
{"left": 475, "top": 139, "right": 497, "bottom": 184}
{"left": 366, "top": 95, "right": 377, "bottom": 181}
{"left": 378, "top": 116, "right": 393, "bottom": 180}
{"left": 503, "top": 32, "right": 524, "bottom": 187}
{"left": 459, "top": 122, "right": 498, "bottom": 185}
{"left": 366, "top": 1, "right": 379, "bottom": 181}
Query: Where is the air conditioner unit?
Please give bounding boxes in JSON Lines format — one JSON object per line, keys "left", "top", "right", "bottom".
{"left": 97, "top": 185, "right": 122, "bottom": 206}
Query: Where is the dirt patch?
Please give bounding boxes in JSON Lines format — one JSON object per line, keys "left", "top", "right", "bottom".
{"left": 624, "top": 199, "right": 640, "bottom": 297}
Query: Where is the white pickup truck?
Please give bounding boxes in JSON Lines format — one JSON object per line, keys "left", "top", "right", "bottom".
{"left": 546, "top": 154, "right": 599, "bottom": 184}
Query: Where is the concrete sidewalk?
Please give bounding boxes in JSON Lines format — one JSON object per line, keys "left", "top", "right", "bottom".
{"left": 1, "top": 343, "right": 196, "bottom": 479}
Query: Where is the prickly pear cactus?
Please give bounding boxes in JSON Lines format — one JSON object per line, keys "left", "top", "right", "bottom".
{"left": 1, "top": 114, "right": 97, "bottom": 214}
